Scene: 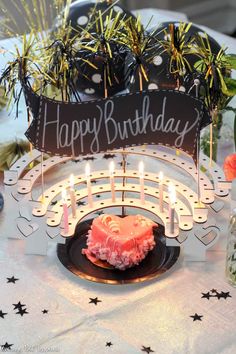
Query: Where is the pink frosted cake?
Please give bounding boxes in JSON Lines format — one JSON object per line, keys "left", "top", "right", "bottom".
{"left": 82, "top": 214, "right": 156, "bottom": 270}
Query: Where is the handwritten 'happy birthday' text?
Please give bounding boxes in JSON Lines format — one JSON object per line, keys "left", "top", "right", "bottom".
{"left": 41, "top": 95, "right": 200, "bottom": 156}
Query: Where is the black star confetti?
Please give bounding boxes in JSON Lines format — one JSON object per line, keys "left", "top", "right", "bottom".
{"left": 118, "top": 161, "right": 131, "bottom": 167}
{"left": 77, "top": 201, "right": 86, "bottom": 206}
{"left": 50, "top": 201, "right": 58, "bottom": 206}
{"left": 201, "top": 292, "right": 211, "bottom": 300}
{"left": 89, "top": 297, "right": 102, "bottom": 305}
{"left": 83, "top": 156, "right": 96, "bottom": 161}
{"left": 91, "top": 179, "right": 97, "bottom": 184}
{"left": 0, "top": 310, "right": 7, "bottom": 319}
{"left": 141, "top": 346, "right": 155, "bottom": 353}
{"left": 7, "top": 276, "right": 19, "bottom": 284}
{"left": 103, "top": 154, "right": 116, "bottom": 159}
{"left": 96, "top": 211, "right": 104, "bottom": 216}
{"left": 12, "top": 301, "right": 26, "bottom": 311}
{"left": 190, "top": 313, "right": 203, "bottom": 321}
{"left": 211, "top": 289, "right": 218, "bottom": 293}
{"left": 106, "top": 342, "right": 113, "bottom": 347}
{"left": 220, "top": 291, "right": 232, "bottom": 300}
{"left": 214, "top": 292, "right": 222, "bottom": 300}
{"left": 16, "top": 308, "right": 28, "bottom": 317}
{"left": 42, "top": 309, "right": 48, "bottom": 314}
{"left": 1, "top": 342, "right": 13, "bottom": 351}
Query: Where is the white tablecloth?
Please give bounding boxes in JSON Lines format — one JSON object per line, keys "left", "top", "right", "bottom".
{"left": 0, "top": 9, "right": 236, "bottom": 354}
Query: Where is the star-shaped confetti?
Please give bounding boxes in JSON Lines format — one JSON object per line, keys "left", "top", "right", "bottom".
{"left": 201, "top": 292, "right": 211, "bottom": 300}
{"left": 12, "top": 301, "right": 26, "bottom": 311}
{"left": 103, "top": 154, "right": 116, "bottom": 159}
{"left": 214, "top": 292, "right": 222, "bottom": 300}
{"left": 0, "top": 310, "right": 7, "bottom": 319}
{"left": 106, "top": 342, "right": 113, "bottom": 347}
{"left": 83, "top": 156, "right": 96, "bottom": 161}
{"left": 1, "top": 342, "right": 13, "bottom": 351}
{"left": 220, "top": 291, "right": 232, "bottom": 300}
{"left": 190, "top": 313, "right": 203, "bottom": 321}
{"left": 118, "top": 161, "right": 131, "bottom": 167}
{"left": 42, "top": 309, "right": 48, "bottom": 314}
{"left": 7, "top": 276, "right": 19, "bottom": 284}
{"left": 91, "top": 179, "right": 97, "bottom": 184}
{"left": 211, "top": 289, "right": 218, "bottom": 293}
{"left": 77, "top": 201, "right": 86, "bottom": 206}
{"left": 16, "top": 308, "right": 28, "bottom": 317}
{"left": 141, "top": 346, "right": 155, "bottom": 353}
{"left": 89, "top": 297, "right": 102, "bottom": 305}
{"left": 50, "top": 201, "right": 58, "bottom": 206}
{"left": 96, "top": 211, "right": 104, "bottom": 216}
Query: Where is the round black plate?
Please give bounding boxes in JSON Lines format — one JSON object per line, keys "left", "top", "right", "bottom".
{"left": 0, "top": 193, "right": 4, "bottom": 212}
{"left": 57, "top": 219, "right": 180, "bottom": 285}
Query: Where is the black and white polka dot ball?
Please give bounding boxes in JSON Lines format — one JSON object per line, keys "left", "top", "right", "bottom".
{"left": 65, "top": 0, "right": 135, "bottom": 35}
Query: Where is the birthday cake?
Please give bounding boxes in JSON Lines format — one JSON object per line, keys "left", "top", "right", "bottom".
{"left": 82, "top": 214, "right": 156, "bottom": 270}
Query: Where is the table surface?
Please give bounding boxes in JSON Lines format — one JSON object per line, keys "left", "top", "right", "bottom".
{"left": 0, "top": 9, "right": 236, "bottom": 354}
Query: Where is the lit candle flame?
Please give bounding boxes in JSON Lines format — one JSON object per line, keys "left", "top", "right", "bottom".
{"left": 85, "top": 163, "right": 91, "bottom": 178}
{"left": 139, "top": 161, "right": 144, "bottom": 177}
{"left": 70, "top": 174, "right": 75, "bottom": 189}
{"left": 62, "top": 189, "right": 67, "bottom": 203}
{"left": 159, "top": 171, "right": 164, "bottom": 182}
{"left": 109, "top": 161, "right": 115, "bottom": 176}
{"left": 168, "top": 183, "right": 176, "bottom": 206}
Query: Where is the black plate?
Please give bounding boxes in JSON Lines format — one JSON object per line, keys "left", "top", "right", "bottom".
{"left": 0, "top": 193, "right": 4, "bottom": 212}
{"left": 57, "top": 219, "right": 180, "bottom": 285}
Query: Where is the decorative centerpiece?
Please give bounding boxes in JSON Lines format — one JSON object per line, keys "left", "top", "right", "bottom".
{"left": 1, "top": 0, "right": 236, "bottom": 284}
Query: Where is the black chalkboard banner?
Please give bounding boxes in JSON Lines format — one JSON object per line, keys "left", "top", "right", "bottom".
{"left": 24, "top": 84, "right": 210, "bottom": 160}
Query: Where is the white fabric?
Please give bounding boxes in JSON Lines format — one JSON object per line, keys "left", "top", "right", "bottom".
{"left": 0, "top": 9, "right": 236, "bottom": 354}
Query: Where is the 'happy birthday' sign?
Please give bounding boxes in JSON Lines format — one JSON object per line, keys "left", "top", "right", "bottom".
{"left": 24, "top": 85, "right": 210, "bottom": 159}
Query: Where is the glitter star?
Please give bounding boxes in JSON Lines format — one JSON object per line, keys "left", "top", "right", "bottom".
{"left": 7, "top": 276, "right": 19, "bottom": 284}
{"left": 42, "top": 309, "right": 48, "bottom": 314}
{"left": 12, "top": 301, "right": 26, "bottom": 310}
{"left": 141, "top": 346, "right": 155, "bottom": 353}
{"left": 16, "top": 308, "right": 28, "bottom": 317}
{"left": 1, "top": 342, "right": 13, "bottom": 350}
{"left": 83, "top": 156, "right": 96, "bottom": 161}
{"left": 190, "top": 313, "right": 203, "bottom": 321}
{"left": 77, "top": 201, "right": 85, "bottom": 206}
{"left": 103, "top": 154, "right": 116, "bottom": 159}
{"left": 89, "top": 297, "right": 102, "bottom": 305}
{"left": 106, "top": 342, "right": 113, "bottom": 347}
{"left": 220, "top": 291, "right": 232, "bottom": 300}
{"left": 0, "top": 310, "right": 7, "bottom": 319}
{"left": 201, "top": 292, "right": 211, "bottom": 300}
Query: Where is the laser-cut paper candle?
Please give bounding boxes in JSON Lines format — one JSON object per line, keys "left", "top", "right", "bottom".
{"left": 139, "top": 161, "right": 145, "bottom": 205}
{"left": 159, "top": 171, "right": 164, "bottom": 213}
{"left": 62, "top": 189, "right": 69, "bottom": 234}
{"left": 168, "top": 183, "right": 176, "bottom": 234}
{"left": 69, "top": 174, "right": 77, "bottom": 218}
{"left": 85, "top": 163, "right": 93, "bottom": 208}
{"left": 109, "top": 161, "right": 116, "bottom": 203}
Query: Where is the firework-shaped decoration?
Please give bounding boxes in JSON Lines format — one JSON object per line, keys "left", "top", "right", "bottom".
{"left": 42, "top": 31, "right": 83, "bottom": 102}
{"left": 119, "top": 15, "right": 163, "bottom": 92}
{"left": 194, "top": 34, "right": 236, "bottom": 109}
{"left": 62, "top": 0, "right": 135, "bottom": 37}
{"left": 157, "top": 22, "right": 198, "bottom": 89}
{"left": 194, "top": 34, "right": 236, "bottom": 164}
{"left": 75, "top": 9, "right": 132, "bottom": 98}
{"left": 0, "top": 140, "right": 30, "bottom": 171}
{"left": 0, "top": 33, "right": 41, "bottom": 116}
{"left": 0, "top": 85, "right": 8, "bottom": 111}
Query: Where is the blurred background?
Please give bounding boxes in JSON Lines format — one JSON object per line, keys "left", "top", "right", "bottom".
{"left": 0, "top": 0, "right": 236, "bottom": 38}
